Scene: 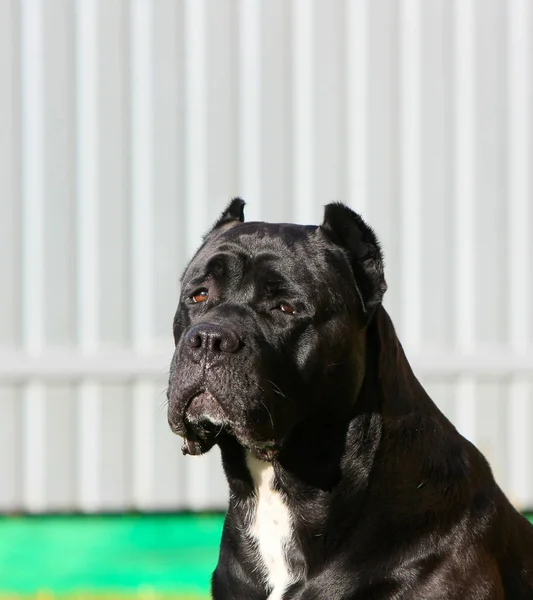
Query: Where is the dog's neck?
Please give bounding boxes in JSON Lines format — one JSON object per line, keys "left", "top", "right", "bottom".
{"left": 358, "top": 304, "right": 439, "bottom": 418}
{"left": 219, "top": 412, "right": 381, "bottom": 501}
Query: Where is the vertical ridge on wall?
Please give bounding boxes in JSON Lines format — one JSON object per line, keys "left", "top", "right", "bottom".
{"left": 399, "top": 0, "right": 422, "bottom": 351}
{"left": 292, "top": 0, "right": 315, "bottom": 224}
{"left": 507, "top": 0, "right": 531, "bottom": 506}
{"left": 20, "top": 0, "right": 44, "bottom": 356}
{"left": 77, "top": 382, "right": 100, "bottom": 511}
{"left": 0, "top": 0, "right": 21, "bottom": 511}
{"left": 131, "top": 0, "right": 155, "bottom": 510}
{"left": 131, "top": 0, "right": 154, "bottom": 353}
{"left": 184, "top": 0, "right": 208, "bottom": 257}
{"left": 346, "top": 0, "right": 369, "bottom": 218}
{"left": 238, "top": 0, "right": 262, "bottom": 216}
{"left": 21, "top": 384, "right": 46, "bottom": 512}
{"left": 75, "top": 0, "right": 99, "bottom": 354}
{"left": 453, "top": 0, "right": 477, "bottom": 445}
{"left": 183, "top": 0, "right": 211, "bottom": 510}
{"left": 132, "top": 380, "right": 156, "bottom": 509}
{"left": 75, "top": 0, "right": 101, "bottom": 512}
{"left": 20, "top": 0, "right": 46, "bottom": 512}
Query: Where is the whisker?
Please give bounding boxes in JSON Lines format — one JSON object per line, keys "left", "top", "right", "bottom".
{"left": 267, "top": 379, "right": 296, "bottom": 406}
{"left": 258, "top": 399, "right": 275, "bottom": 430}
{"left": 250, "top": 379, "right": 266, "bottom": 394}
{"left": 214, "top": 422, "right": 225, "bottom": 439}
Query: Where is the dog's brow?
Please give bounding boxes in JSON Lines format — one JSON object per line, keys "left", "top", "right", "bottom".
{"left": 205, "top": 253, "right": 244, "bottom": 278}
{"left": 203, "top": 256, "right": 225, "bottom": 278}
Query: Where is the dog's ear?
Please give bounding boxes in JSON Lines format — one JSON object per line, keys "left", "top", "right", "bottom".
{"left": 320, "top": 202, "right": 387, "bottom": 316}
{"left": 210, "top": 198, "right": 245, "bottom": 232}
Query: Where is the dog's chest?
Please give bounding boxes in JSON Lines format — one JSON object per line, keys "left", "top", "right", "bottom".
{"left": 246, "top": 453, "right": 296, "bottom": 600}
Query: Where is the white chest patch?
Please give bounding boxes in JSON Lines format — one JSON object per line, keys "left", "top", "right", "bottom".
{"left": 246, "top": 452, "right": 295, "bottom": 600}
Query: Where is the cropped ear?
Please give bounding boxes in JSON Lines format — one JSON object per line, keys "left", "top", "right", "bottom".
{"left": 320, "top": 202, "right": 387, "bottom": 316}
{"left": 210, "top": 198, "right": 245, "bottom": 232}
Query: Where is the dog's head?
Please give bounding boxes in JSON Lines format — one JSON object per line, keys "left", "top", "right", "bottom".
{"left": 167, "top": 199, "right": 386, "bottom": 460}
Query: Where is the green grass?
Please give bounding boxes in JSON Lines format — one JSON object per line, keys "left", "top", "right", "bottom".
{"left": 0, "top": 514, "right": 223, "bottom": 598}
{"left": 0, "top": 596, "right": 205, "bottom": 600}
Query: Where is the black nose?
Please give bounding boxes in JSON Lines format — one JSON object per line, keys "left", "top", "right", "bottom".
{"left": 186, "top": 323, "right": 241, "bottom": 354}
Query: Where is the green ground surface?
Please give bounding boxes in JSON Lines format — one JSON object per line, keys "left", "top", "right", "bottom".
{"left": 0, "top": 514, "right": 224, "bottom": 598}
{"left": 0, "top": 513, "right": 531, "bottom": 599}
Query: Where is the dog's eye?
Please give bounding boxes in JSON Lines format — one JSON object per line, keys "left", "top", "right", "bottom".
{"left": 191, "top": 289, "right": 209, "bottom": 303}
{"left": 279, "top": 302, "right": 296, "bottom": 315}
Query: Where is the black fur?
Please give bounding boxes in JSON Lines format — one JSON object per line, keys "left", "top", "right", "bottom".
{"left": 168, "top": 201, "right": 533, "bottom": 599}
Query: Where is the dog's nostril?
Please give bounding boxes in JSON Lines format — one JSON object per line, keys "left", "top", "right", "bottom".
{"left": 187, "top": 332, "right": 202, "bottom": 348}
{"left": 218, "top": 331, "right": 239, "bottom": 353}
{"left": 208, "top": 331, "right": 239, "bottom": 354}
{"left": 211, "top": 336, "right": 223, "bottom": 353}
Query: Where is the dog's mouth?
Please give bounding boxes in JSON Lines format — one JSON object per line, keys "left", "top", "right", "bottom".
{"left": 180, "top": 391, "right": 229, "bottom": 456}
{"left": 173, "top": 390, "right": 280, "bottom": 461}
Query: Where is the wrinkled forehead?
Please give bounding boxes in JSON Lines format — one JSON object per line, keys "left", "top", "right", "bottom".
{"left": 182, "top": 221, "right": 321, "bottom": 284}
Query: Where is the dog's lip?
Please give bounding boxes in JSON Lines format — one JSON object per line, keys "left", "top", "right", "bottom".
{"left": 184, "top": 389, "right": 206, "bottom": 411}
{"left": 168, "top": 391, "right": 209, "bottom": 437}
{"left": 183, "top": 390, "right": 223, "bottom": 421}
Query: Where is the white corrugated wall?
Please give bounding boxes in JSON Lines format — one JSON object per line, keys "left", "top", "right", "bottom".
{"left": 0, "top": 0, "right": 532, "bottom": 512}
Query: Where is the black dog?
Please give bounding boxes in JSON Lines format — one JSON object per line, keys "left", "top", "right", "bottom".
{"left": 168, "top": 199, "right": 533, "bottom": 599}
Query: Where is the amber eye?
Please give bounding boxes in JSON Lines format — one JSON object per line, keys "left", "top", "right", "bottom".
{"left": 191, "top": 289, "right": 209, "bottom": 303}
{"left": 279, "top": 302, "right": 296, "bottom": 315}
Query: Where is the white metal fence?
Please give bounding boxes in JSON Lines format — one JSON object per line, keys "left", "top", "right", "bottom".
{"left": 0, "top": 0, "right": 532, "bottom": 513}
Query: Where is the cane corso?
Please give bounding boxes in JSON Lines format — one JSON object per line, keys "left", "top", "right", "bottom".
{"left": 167, "top": 199, "right": 533, "bottom": 599}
